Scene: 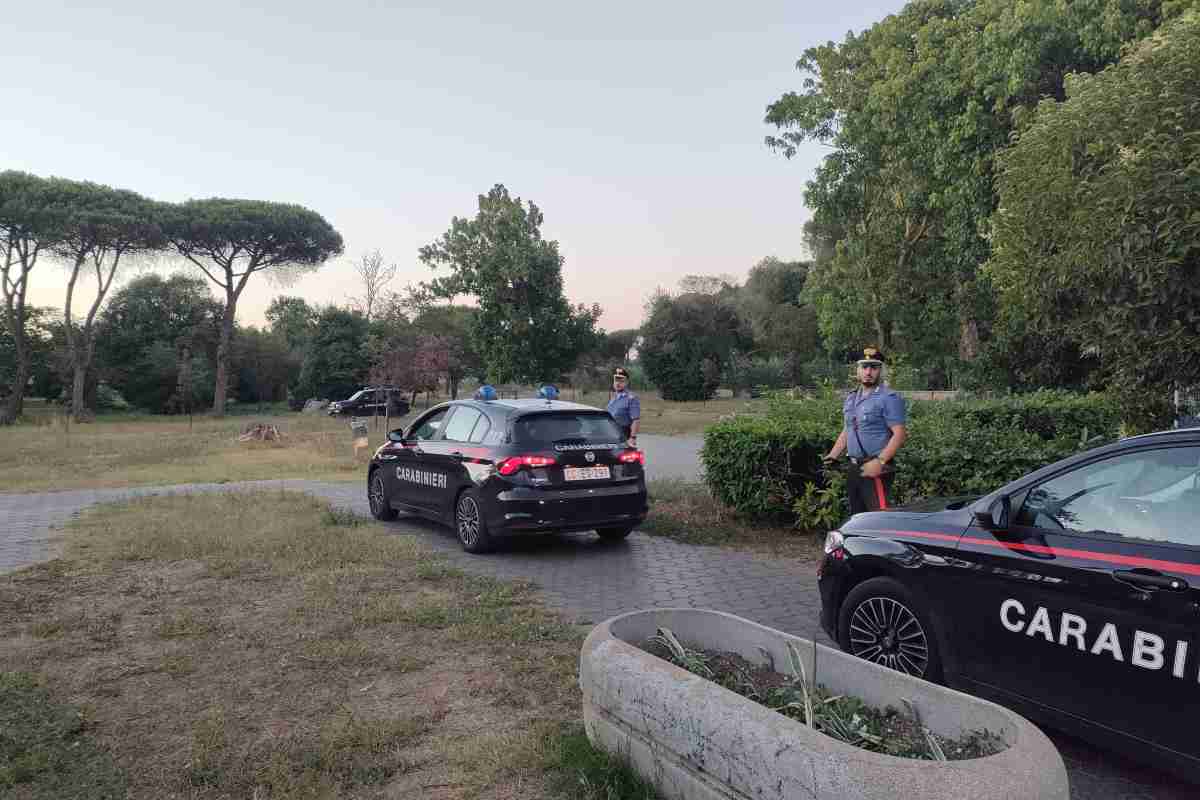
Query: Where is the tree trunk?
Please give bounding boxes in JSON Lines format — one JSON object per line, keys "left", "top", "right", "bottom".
{"left": 71, "top": 365, "right": 88, "bottom": 422}
{"left": 212, "top": 302, "right": 236, "bottom": 416}
{"left": 958, "top": 318, "right": 980, "bottom": 361}
{"left": 1, "top": 359, "right": 28, "bottom": 424}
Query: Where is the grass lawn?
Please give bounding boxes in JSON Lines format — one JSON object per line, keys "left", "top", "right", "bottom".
{"left": 570, "top": 390, "right": 768, "bottom": 437}
{"left": 0, "top": 405, "right": 408, "bottom": 493}
{"left": 1, "top": 393, "right": 766, "bottom": 493}
{"left": 642, "top": 479, "right": 824, "bottom": 562}
{"left": 0, "top": 491, "right": 657, "bottom": 799}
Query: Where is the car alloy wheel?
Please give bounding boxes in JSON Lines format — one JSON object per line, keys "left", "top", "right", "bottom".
{"left": 457, "top": 494, "right": 481, "bottom": 548}
{"left": 369, "top": 475, "right": 386, "bottom": 515}
{"left": 368, "top": 471, "right": 396, "bottom": 521}
{"left": 847, "top": 596, "right": 930, "bottom": 677}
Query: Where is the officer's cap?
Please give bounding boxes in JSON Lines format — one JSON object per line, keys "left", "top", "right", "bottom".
{"left": 856, "top": 346, "right": 886, "bottom": 366}
{"left": 613, "top": 367, "right": 630, "bottom": 380}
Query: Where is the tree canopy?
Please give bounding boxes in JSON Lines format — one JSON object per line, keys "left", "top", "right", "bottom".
{"left": 988, "top": 9, "right": 1200, "bottom": 429}
{"left": 419, "top": 184, "right": 599, "bottom": 384}
{"left": 765, "top": 0, "right": 1185, "bottom": 382}
{"left": 167, "top": 198, "right": 344, "bottom": 415}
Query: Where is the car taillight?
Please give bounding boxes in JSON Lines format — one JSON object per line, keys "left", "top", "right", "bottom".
{"left": 496, "top": 455, "right": 557, "bottom": 476}
{"left": 618, "top": 449, "right": 644, "bottom": 465}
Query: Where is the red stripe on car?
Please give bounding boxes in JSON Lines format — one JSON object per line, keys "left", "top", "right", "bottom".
{"left": 872, "top": 529, "right": 1200, "bottom": 576}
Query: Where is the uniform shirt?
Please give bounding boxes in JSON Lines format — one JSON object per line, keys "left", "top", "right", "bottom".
{"left": 607, "top": 390, "right": 641, "bottom": 428}
{"left": 843, "top": 385, "right": 906, "bottom": 459}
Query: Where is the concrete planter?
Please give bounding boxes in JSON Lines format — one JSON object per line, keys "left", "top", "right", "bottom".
{"left": 580, "top": 608, "right": 1069, "bottom": 800}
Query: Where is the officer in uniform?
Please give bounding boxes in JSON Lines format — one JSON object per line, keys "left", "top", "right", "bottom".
{"left": 607, "top": 367, "right": 641, "bottom": 447}
{"left": 823, "top": 347, "right": 908, "bottom": 514}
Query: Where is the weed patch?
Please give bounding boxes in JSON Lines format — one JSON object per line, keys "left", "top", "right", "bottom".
{"left": 0, "top": 671, "right": 126, "bottom": 797}
{"left": 0, "top": 491, "right": 609, "bottom": 799}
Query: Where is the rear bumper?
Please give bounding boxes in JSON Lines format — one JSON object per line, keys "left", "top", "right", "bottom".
{"left": 486, "top": 480, "right": 648, "bottom": 535}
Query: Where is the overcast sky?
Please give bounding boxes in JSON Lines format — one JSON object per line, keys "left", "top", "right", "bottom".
{"left": 6, "top": 0, "right": 902, "bottom": 331}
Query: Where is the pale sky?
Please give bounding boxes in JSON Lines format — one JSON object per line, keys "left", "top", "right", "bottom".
{"left": 6, "top": 0, "right": 902, "bottom": 332}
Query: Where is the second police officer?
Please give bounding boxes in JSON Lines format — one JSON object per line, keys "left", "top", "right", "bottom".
{"left": 607, "top": 367, "right": 641, "bottom": 447}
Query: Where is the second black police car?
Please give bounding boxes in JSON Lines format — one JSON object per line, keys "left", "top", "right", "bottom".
{"left": 818, "top": 427, "right": 1200, "bottom": 775}
{"left": 366, "top": 396, "right": 648, "bottom": 553}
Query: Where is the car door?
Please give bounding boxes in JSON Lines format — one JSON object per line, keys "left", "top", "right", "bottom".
{"left": 423, "top": 406, "right": 485, "bottom": 518}
{"left": 950, "top": 444, "right": 1200, "bottom": 760}
{"left": 390, "top": 405, "right": 453, "bottom": 511}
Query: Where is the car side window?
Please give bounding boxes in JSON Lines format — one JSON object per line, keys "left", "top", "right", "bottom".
{"left": 442, "top": 408, "right": 482, "bottom": 442}
{"left": 411, "top": 408, "right": 451, "bottom": 440}
{"left": 1016, "top": 446, "right": 1200, "bottom": 545}
{"left": 467, "top": 415, "right": 491, "bottom": 444}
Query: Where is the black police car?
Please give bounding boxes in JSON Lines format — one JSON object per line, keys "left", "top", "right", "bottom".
{"left": 818, "top": 427, "right": 1200, "bottom": 775}
{"left": 366, "top": 397, "right": 648, "bottom": 553}
{"left": 329, "top": 387, "right": 410, "bottom": 417}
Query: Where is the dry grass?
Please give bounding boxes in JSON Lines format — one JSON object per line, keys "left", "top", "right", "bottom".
{"left": 642, "top": 479, "right": 823, "bottom": 562}
{"left": 1, "top": 392, "right": 762, "bottom": 493}
{"left": 0, "top": 409, "right": 414, "bottom": 493}
{"left": 571, "top": 390, "right": 768, "bottom": 437}
{"left": 0, "top": 491, "right": 630, "bottom": 799}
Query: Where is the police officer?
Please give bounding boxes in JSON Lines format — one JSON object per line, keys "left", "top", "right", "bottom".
{"left": 822, "top": 346, "right": 907, "bottom": 514}
{"left": 607, "top": 367, "right": 641, "bottom": 447}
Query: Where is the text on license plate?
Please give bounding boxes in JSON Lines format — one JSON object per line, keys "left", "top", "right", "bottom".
{"left": 564, "top": 466, "right": 610, "bottom": 481}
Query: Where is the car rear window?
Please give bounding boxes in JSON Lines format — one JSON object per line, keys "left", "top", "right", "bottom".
{"left": 512, "top": 412, "right": 624, "bottom": 446}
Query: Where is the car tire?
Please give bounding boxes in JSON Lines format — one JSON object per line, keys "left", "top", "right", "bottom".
{"left": 596, "top": 525, "right": 635, "bottom": 541}
{"left": 837, "top": 576, "right": 943, "bottom": 683}
{"left": 455, "top": 490, "right": 493, "bottom": 554}
{"left": 368, "top": 470, "right": 397, "bottom": 521}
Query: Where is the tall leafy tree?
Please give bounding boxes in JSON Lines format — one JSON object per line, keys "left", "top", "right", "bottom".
{"left": 166, "top": 198, "right": 343, "bottom": 415}
{"left": 296, "top": 306, "right": 369, "bottom": 402}
{"left": 738, "top": 257, "right": 820, "bottom": 382}
{"left": 94, "top": 273, "right": 222, "bottom": 413}
{"left": 0, "top": 171, "right": 66, "bottom": 423}
{"left": 51, "top": 180, "right": 166, "bottom": 420}
{"left": 988, "top": 10, "right": 1200, "bottom": 430}
{"left": 418, "top": 184, "right": 600, "bottom": 384}
{"left": 766, "top": 0, "right": 1181, "bottom": 380}
{"left": 266, "top": 295, "right": 318, "bottom": 352}
{"left": 639, "top": 290, "right": 751, "bottom": 401}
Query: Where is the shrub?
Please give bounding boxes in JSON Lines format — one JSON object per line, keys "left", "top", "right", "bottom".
{"left": 703, "top": 389, "right": 1120, "bottom": 528}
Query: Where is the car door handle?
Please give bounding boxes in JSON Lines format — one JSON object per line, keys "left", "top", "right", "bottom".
{"left": 450, "top": 452, "right": 464, "bottom": 461}
{"left": 1112, "top": 569, "right": 1189, "bottom": 592}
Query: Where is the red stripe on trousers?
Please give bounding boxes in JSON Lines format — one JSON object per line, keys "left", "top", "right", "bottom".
{"left": 873, "top": 477, "right": 888, "bottom": 509}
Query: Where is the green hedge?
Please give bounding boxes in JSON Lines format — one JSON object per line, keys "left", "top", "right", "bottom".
{"left": 701, "top": 389, "right": 1120, "bottom": 526}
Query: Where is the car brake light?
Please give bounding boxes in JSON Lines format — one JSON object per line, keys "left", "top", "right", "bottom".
{"left": 618, "top": 449, "right": 644, "bottom": 465}
{"left": 496, "top": 455, "right": 557, "bottom": 476}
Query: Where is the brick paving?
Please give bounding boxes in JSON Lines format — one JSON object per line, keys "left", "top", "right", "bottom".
{"left": 0, "top": 478, "right": 1192, "bottom": 799}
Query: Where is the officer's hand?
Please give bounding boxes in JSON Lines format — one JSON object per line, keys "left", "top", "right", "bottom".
{"left": 860, "top": 458, "right": 883, "bottom": 478}
{"left": 821, "top": 453, "right": 837, "bottom": 467}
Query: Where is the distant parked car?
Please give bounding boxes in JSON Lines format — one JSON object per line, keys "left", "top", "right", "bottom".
{"left": 328, "top": 387, "right": 410, "bottom": 418}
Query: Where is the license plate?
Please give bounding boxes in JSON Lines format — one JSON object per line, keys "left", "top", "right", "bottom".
{"left": 564, "top": 465, "right": 610, "bottom": 481}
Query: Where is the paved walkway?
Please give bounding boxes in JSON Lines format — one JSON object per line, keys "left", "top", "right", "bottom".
{"left": 0, "top": 479, "right": 1191, "bottom": 799}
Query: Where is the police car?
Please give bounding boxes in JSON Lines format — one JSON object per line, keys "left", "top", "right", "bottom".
{"left": 366, "top": 392, "right": 648, "bottom": 553}
{"left": 818, "top": 427, "right": 1200, "bottom": 775}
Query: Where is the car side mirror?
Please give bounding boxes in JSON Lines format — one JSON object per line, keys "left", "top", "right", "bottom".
{"left": 387, "top": 429, "right": 406, "bottom": 443}
{"left": 974, "top": 496, "right": 1010, "bottom": 531}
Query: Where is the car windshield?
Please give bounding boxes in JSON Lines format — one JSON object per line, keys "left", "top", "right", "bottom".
{"left": 346, "top": 390, "right": 367, "bottom": 402}
{"left": 512, "top": 412, "right": 624, "bottom": 446}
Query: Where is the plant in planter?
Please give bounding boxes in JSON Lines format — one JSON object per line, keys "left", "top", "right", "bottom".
{"left": 647, "top": 627, "right": 1004, "bottom": 762}
{"left": 580, "top": 608, "right": 1069, "bottom": 800}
